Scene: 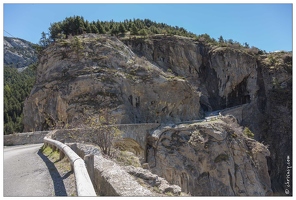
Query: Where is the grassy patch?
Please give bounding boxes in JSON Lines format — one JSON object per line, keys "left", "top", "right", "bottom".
{"left": 153, "top": 186, "right": 161, "bottom": 193}
{"left": 243, "top": 127, "right": 254, "bottom": 139}
{"left": 165, "top": 191, "right": 174, "bottom": 196}
{"left": 41, "top": 145, "right": 60, "bottom": 162}
{"left": 115, "top": 150, "right": 141, "bottom": 167}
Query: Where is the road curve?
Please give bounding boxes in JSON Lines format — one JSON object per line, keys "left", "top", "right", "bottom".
{"left": 3, "top": 143, "right": 55, "bottom": 197}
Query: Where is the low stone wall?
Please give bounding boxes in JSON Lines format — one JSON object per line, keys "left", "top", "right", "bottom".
{"left": 4, "top": 131, "right": 50, "bottom": 146}
{"left": 71, "top": 143, "right": 152, "bottom": 196}
{"left": 50, "top": 123, "right": 160, "bottom": 153}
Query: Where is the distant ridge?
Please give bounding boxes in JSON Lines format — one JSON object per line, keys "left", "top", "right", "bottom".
{"left": 4, "top": 36, "right": 38, "bottom": 68}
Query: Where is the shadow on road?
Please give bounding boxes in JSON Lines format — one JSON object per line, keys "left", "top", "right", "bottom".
{"left": 37, "top": 149, "right": 69, "bottom": 196}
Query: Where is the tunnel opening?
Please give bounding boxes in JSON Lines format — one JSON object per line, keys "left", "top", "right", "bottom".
{"left": 200, "top": 102, "right": 209, "bottom": 112}
{"left": 227, "top": 76, "right": 251, "bottom": 108}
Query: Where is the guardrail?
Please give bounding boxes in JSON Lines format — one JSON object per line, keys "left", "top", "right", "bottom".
{"left": 43, "top": 137, "right": 96, "bottom": 196}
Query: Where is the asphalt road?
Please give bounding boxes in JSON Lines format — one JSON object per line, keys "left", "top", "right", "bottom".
{"left": 3, "top": 143, "right": 55, "bottom": 197}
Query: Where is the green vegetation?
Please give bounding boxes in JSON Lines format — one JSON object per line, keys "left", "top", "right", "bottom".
{"left": 165, "top": 191, "right": 174, "bottom": 196}
{"left": 40, "top": 16, "right": 271, "bottom": 56}
{"left": 115, "top": 150, "right": 141, "bottom": 167}
{"left": 4, "top": 65, "right": 36, "bottom": 135}
{"left": 71, "top": 36, "right": 84, "bottom": 61}
{"left": 153, "top": 186, "right": 161, "bottom": 193}
{"left": 47, "top": 16, "right": 197, "bottom": 41}
{"left": 86, "top": 107, "right": 121, "bottom": 156}
{"left": 41, "top": 145, "right": 60, "bottom": 161}
{"left": 243, "top": 127, "right": 255, "bottom": 139}
{"left": 44, "top": 15, "right": 259, "bottom": 51}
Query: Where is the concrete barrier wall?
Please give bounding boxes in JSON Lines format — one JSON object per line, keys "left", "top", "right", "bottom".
{"left": 4, "top": 131, "right": 50, "bottom": 146}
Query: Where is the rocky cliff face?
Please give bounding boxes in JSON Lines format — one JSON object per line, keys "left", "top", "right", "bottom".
{"left": 123, "top": 36, "right": 258, "bottom": 112}
{"left": 4, "top": 37, "right": 37, "bottom": 68}
{"left": 123, "top": 36, "right": 292, "bottom": 195}
{"left": 23, "top": 34, "right": 200, "bottom": 131}
{"left": 246, "top": 53, "right": 292, "bottom": 194}
{"left": 147, "top": 116, "right": 272, "bottom": 196}
{"left": 23, "top": 34, "right": 291, "bottom": 195}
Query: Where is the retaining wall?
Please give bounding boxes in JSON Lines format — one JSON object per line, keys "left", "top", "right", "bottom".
{"left": 49, "top": 123, "right": 160, "bottom": 151}
{"left": 4, "top": 131, "right": 50, "bottom": 146}
{"left": 71, "top": 143, "right": 152, "bottom": 196}
{"left": 220, "top": 104, "right": 248, "bottom": 123}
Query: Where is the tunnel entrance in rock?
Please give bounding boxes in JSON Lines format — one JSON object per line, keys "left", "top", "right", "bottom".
{"left": 227, "top": 76, "right": 251, "bottom": 107}
{"left": 200, "top": 102, "right": 209, "bottom": 112}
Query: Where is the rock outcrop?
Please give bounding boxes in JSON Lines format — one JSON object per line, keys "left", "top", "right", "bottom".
{"left": 123, "top": 36, "right": 258, "bottom": 112}
{"left": 23, "top": 34, "right": 200, "bottom": 131}
{"left": 123, "top": 36, "right": 292, "bottom": 194}
{"left": 147, "top": 116, "right": 272, "bottom": 196}
{"left": 123, "top": 165, "right": 182, "bottom": 196}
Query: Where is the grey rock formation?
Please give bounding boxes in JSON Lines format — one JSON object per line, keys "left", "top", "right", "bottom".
{"left": 123, "top": 36, "right": 258, "bottom": 111}
{"left": 123, "top": 36, "right": 292, "bottom": 194}
{"left": 23, "top": 34, "right": 291, "bottom": 195}
{"left": 123, "top": 165, "right": 182, "bottom": 195}
{"left": 4, "top": 37, "right": 37, "bottom": 68}
{"left": 23, "top": 34, "right": 200, "bottom": 131}
{"left": 147, "top": 116, "right": 272, "bottom": 196}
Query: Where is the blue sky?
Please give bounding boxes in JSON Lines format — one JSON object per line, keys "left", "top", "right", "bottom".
{"left": 2, "top": 2, "right": 293, "bottom": 52}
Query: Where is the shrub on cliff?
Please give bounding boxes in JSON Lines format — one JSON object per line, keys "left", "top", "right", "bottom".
{"left": 86, "top": 108, "right": 121, "bottom": 156}
{"left": 243, "top": 127, "right": 254, "bottom": 139}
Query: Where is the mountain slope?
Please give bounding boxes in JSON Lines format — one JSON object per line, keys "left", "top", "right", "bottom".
{"left": 4, "top": 37, "right": 38, "bottom": 69}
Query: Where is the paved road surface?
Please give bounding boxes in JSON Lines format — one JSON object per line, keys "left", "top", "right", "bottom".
{"left": 3, "top": 143, "right": 55, "bottom": 197}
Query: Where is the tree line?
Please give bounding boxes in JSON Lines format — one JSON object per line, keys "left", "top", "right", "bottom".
{"left": 4, "top": 65, "right": 36, "bottom": 134}
{"left": 45, "top": 16, "right": 197, "bottom": 42}
{"left": 38, "top": 16, "right": 262, "bottom": 53}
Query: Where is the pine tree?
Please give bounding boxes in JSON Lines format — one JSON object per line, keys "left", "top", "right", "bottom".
{"left": 111, "top": 25, "right": 119, "bottom": 36}
{"left": 90, "top": 24, "right": 99, "bottom": 33}
{"left": 218, "top": 35, "right": 224, "bottom": 43}
{"left": 130, "top": 23, "right": 138, "bottom": 35}
{"left": 71, "top": 36, "right": 83, "bottom": 61}
{"left": 39, "top": 32, "right": 50, "bottom": 48}
{"left": 139, "top": 29, "right": 148, "bottom": 37}
{"left": 96, "top": 21, "right": 106, "bottom": 34}
{"left": 119, "top": 23, "right": 126, "bottom": 34}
